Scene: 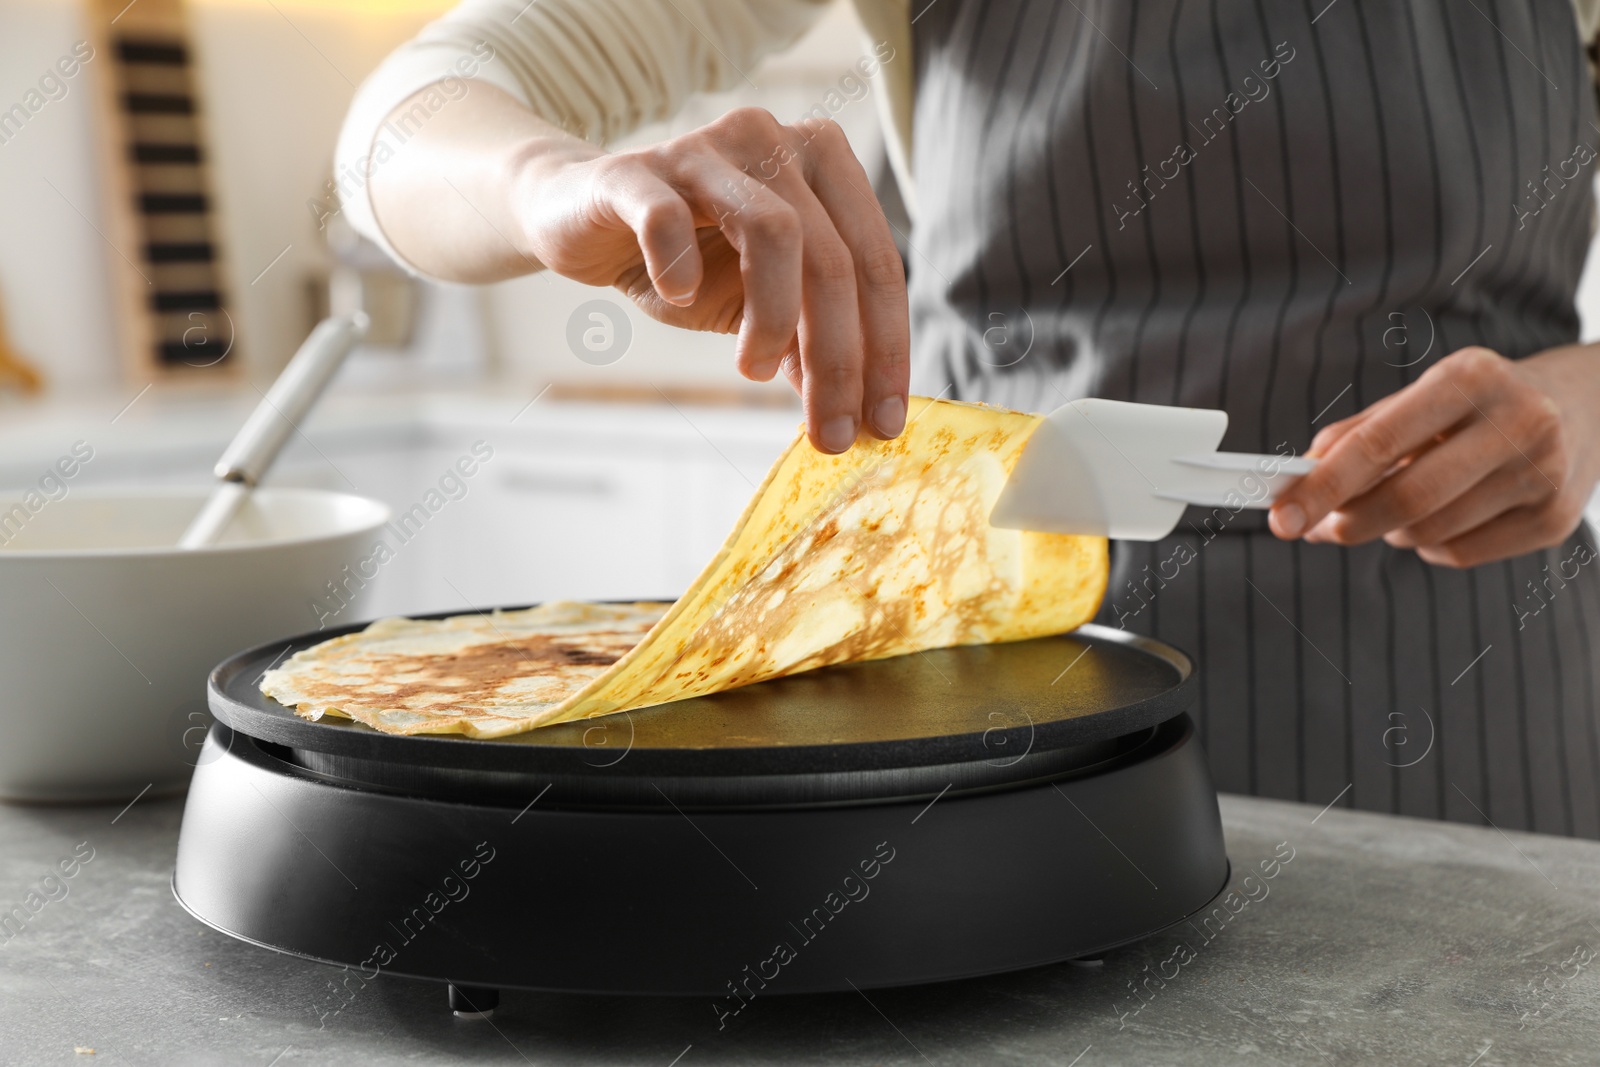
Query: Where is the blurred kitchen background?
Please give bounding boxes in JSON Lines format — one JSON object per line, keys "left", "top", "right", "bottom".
{"left": 3, "top": 0, "right": 1600, "bottom": 625}
{"left": 0, "top": 0, "right": 892, "bottom": 622}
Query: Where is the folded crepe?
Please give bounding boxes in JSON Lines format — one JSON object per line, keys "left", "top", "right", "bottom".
{"left": 261, "top": 397, "right": 1109, "bottom": 737}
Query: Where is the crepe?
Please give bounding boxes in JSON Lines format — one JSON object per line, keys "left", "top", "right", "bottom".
{"left": 259, "top": 600, "right": 670, "bottom": 736}
{"left": 262, "top": 397, "right": 1109, "bottom": 737}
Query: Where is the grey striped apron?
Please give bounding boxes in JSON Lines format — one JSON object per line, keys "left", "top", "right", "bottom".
{"left": 909, "top": 0, "right": 1600, "bottom": 837}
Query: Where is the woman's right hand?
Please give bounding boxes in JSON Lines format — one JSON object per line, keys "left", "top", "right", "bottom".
{"left": 509, "top": 107, "right": 910, "bottom": 453}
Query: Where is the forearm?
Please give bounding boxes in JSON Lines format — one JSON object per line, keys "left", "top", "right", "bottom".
{"left": 331, "top": 0, "right": 830, "bottom": 278}
{"left": 367, "top": 82, "right": 596, "bottom": 283}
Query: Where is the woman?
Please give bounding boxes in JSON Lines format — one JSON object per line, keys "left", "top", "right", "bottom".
{"left": 336, "top": 0, "right": 1600, "bottom": 837}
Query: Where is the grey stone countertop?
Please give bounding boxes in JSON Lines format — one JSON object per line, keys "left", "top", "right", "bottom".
{"left": 1, "top": 792, "right": 1597, "bottom": 1066}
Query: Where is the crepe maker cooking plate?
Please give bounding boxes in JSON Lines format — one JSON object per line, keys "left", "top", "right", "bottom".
{"left": 173, "top": 610, "right": 1229, "bottom": 1013}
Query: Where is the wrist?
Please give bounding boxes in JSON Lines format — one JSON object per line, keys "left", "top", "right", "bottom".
{"left": 503, "top": 132, "right": 603, "bottom": 258}
{"left": 1523, "top": 343, "right": 1600, "bottom": 416}
{"left": 1521, "top": 342, "right": 1600, "bottom": 485}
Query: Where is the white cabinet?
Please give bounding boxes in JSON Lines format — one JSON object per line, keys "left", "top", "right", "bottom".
{"left": 396, "top": 410, "right": 790, "bottom": 618}
{"left": 441, "top": 450, "right": 683, "bottom": 608}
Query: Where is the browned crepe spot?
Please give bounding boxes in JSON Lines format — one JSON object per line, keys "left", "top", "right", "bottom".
{"left": 281, "top": 635, "right": 624, "bottom": 713}
{"left": 261, "top": 601, "right": 667, "bottom": 736}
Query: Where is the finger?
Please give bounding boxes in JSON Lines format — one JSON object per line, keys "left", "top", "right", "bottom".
{"left": 1414, "top": 500, "right": 1586, "bottom": 569}
{"left": 797, "top": 118, "right": 910, "bottom": 439}
{"left": 597, "top": 160, "right": 703, "bottom": 306}
{"left": 787, "top": 183, "right": 866, "bottom": 453}
{"left": 1309, "top": 398, "right": 1381, "bottom": 456}
{"left": 1308, "top": 393, "right": 1415, "bottom": 457}
{"left": 666, "top": 153, "right": 804, "bottom": 380}
{"left": 1274, "top": 354, "right": 1488, "bottom": 537}
{"left": 1309, "top": 419, "right": 1528, "bottom": 545}
{"left": 613, "top": 228, "right": 735, "bottom": 331}
{"left": 1386, "top": 462, "right": 1557, "bottom": 549}
{"left": 778, "top": 345, "right": 804, "bottom": 395}
{"left": 1294, "top": 444, "right": 1429, "bottom": 542}
{"left": 1308, "top": 415, "right": 1360, "bottom": 458}
{"left": 722, "top": 127, "right": 866, "bottom": 452}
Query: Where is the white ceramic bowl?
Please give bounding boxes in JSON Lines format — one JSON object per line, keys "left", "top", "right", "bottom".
{"left": 0, "top": 488, "right": 390, "bottom": 802}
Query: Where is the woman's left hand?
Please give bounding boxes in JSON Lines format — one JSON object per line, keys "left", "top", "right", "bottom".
{"left": 1269, "top": 344, "right": 1600, "bottom": 568}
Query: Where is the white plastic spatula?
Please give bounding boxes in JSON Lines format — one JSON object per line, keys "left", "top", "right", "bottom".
{"left": 989, "top": 398, "right": 1317, "bottom": 541}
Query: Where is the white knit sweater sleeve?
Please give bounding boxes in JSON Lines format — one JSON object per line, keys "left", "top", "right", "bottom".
{"left": 333, "top": 0, "right": 832, "bottom": 272}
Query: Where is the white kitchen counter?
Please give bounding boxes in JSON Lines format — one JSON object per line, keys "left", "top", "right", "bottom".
{"left": 0, "top": 384, "right": 802, "bottom": 618}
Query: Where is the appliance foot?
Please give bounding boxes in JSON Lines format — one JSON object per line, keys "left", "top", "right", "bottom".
{"left": 449, "top": 983, "right": 499, "bottom": 1019}
{"left": 1068, "top": 954, "right": 1106, "bottom": 968}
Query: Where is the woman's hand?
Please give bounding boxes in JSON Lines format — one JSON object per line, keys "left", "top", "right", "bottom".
{"left": 510, "top": 107, "right": 910, "bottom": 454}
{"left": 367, "top": 82, "right": 908, "bottom": 456}
{"left": 1269, "top": 345, "right": 1600, "bottom": 567}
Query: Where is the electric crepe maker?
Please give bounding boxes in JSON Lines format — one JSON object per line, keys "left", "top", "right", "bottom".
{"left": 172, "top": 610, "right": 1228, "bottom": 1016}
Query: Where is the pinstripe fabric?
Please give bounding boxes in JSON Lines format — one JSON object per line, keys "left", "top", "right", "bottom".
{"left": 909, "top": 0, "right": 1600, "bottom": 837}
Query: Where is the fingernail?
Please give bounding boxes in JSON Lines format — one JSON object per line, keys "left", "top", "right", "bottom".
{"left": 820, "top": 415, "right": 858, "bottom": 454}
{"left": 872, "top": 395, "right": 906, "bottom": 437}
{"left": 1304, "top": 516, "right": 1338, "bottom": 544}
{"left": 1275, "top": 502, "right": 1305, "bottom": 538}
{"left": 663, "top": 288, "right": 696, "bottom": 305}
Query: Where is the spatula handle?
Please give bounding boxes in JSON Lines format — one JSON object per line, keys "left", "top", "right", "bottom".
{"left": 1155, "top": 452, "right": 1317, "bottom": 509}
{"left": 1173, "top": 452, "right": 1317, "bottom": 476}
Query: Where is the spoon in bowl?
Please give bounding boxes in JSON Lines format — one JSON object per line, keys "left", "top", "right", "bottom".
{"left": 178, "top": 312, "right": 369, "bottom": 549}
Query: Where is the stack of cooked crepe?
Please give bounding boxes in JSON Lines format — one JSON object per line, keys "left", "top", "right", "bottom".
{"left": 262, "top": 398, "right": 1108, "bottom": 738}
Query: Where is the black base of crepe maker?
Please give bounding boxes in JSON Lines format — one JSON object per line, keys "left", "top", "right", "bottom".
{"left": 173, "top": 617, "right": 1230, "bottom": 1002}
